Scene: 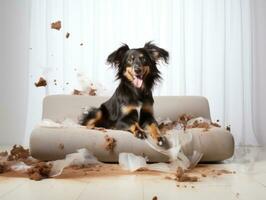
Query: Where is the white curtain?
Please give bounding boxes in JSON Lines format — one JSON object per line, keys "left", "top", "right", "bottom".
{"left": 25, "top": 0, "right": 258, "bottom": 146}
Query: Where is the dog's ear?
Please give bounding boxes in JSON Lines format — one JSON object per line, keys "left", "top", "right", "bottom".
{"left": 144, "top": 41, "right": 169, "bottom": 64}
{"left": 107, "top": 44, "right": 130, "bottom": 67}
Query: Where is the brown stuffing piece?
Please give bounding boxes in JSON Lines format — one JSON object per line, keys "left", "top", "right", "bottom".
{"left": 152, "top": 196, "right": 158, "bottom": 200}
{"left": 7, "top": 145, "right": 30, "bottom": 161}
{"left": 51, "top": 20, "right": 61, "bottom": 30}
{"left": 158, "top": 121, "right": 178, "bottom": 134}
{"left": 177, "top": 114, "right": 193, "bottom": 131}
{"left": 27, "top": 162, "right": 52, "bottom": 181}
{"left": 175, "top": 167, "right": 199, "bottom": 182}
{"left": 58, "top": 143, "right": 64, "bottom": 150}
{"left": 73, "top": 89, "right": 82, "bottom": 95}
{"left": 192, "top": 121, "right": 210, "bottom": 131}
{"left": 35, "top": 77, "right": 47, "bottom": 87}
{"left": 72, "top": 87, "right": 97, "bottom": 96}
{"left": 0, "top": 151, "right": 8, "bottom": 157}
{"left": 159, "top": 114, "right": 222, "bottom": 133}
{"left": 66, "top": 32, "right": 70, "bottom": 38}
{"left": 89, "top": 87, "right": 97, "bottom": 96}
{"left": 210, "top": 122, "right": 221, "bottom": 127}
{"left": 0, "top": 162, "right": 9, "bottom": 174}
{"left": 104, "top": 135, "right": 116, "bottom": 152}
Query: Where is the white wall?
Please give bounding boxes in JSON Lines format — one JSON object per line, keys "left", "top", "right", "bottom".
{"left": 0, "top": 0, "right": 30, "bottom": 145}
{"left": 251, "top": 0, "right": 266, "bottom": 145}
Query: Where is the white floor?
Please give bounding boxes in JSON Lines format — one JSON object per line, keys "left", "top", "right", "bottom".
{"left": 1, "top": 146, "right": 266, "bottom": 200}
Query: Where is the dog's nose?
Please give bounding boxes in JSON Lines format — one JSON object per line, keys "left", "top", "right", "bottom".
{"left": 134, "top": 68, "right": 141, "bottom": 74}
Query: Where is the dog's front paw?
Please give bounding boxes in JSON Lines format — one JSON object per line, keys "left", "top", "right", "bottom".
{"left": 157, "top": 136, "right": 168, "bottom": 148}
{"left": 136, "top": 130, "right": 147, "bottom": 139}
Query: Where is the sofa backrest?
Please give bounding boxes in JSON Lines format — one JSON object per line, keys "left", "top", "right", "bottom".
{"left": 42, "top": 95, "right": 211, "bottom": 122}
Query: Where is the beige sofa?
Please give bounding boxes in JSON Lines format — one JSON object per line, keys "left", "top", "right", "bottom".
{"left": 30, "top": 95, "right": 234, "bottom": 162}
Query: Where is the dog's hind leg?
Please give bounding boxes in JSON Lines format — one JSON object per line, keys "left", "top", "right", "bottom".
{"left": 115, "top": 107, "right": 146, "bottom": 139}
{"left": 79, "top": 107, "right": 103, "bottom": 128}
{"left": 139, "top": 104, "right": 168, "bottom": 148}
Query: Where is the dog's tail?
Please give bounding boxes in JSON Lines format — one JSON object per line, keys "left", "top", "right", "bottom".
{"left": 78, "top": 107, "right": 102, "bottom": 126}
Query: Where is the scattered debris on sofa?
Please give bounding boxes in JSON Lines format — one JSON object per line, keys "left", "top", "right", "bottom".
{"left": 0, "top": 113, "right": 233, "bottom": 182}
{"left": 177, "top": 114, "right": 193, "bottom": 131}
{"left": 35, "top": 77, "right": 47, "bottom": 87}
{"left": 158, "top": 114, "right": 222, "bottom": 134}
{"left": 104, "top": 135, "right": 116, "bottom": 152}
{"left": 66, "top": 32, "right": 70, "bottom": 38}
{"left": 51, "top": 20, "right": 61, "bottom": 30}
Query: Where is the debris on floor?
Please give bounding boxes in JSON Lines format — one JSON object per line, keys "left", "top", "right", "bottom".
{"left": 27, "top": 162, "right": 52, "bottom": 181}
{"left": 0, "top": 151, "right": 8, "bottom": 157}
{"left": 34, "top": 77, "right": 47, "bottom": 87}
{"left": 175, "top": 167, "right": 199, "bottom": 182}
{"left": 51, "top": 20, "right": 61, "bottom": 30}
{"left": 49, "top": 148, "right": 101, "bottom": 177}
{"left": 0, "top": 145, "right": 236, "bottom": 184}
{"left": 66, "top": 32, "right": 70, "bottom": 38}
{"left": 104, "top": 135, "right": 116, "bottom": 152}
{"left": 119, "top": 153, "right": 147, "bottom": 172}
{"left": 152, "top": 196, "right": 158, "bottom": 200}
{"left": 7, "top": 145, "right": 30, "bottom": 161}
{"left": 0, "top": 162, "right": 9, "bottom": 174}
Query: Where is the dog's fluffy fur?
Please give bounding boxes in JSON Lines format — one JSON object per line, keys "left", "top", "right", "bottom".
{"left": 79, "top": 42, "right": 169, "bottom": 147}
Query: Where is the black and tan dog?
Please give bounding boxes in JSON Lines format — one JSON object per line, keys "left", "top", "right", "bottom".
{"left": 79, "top": 42, "right": 169, "bottom": 147}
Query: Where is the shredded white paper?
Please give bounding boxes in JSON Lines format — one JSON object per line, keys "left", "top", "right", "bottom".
{"left": 10, "top": 162, "right": 31, "bottom": 172}
{"left": 119, "top": 129, "right": 203, "bottom": 173}
{"left": 49, "top": 148, "right": 101, "bottom": 177}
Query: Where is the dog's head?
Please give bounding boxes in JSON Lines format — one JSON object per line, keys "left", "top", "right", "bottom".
{"left": 107, "top": 42, "right": 169, "bottom": 90}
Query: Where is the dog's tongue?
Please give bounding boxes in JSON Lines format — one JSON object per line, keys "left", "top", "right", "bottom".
{"left": 133, "top": 76, "right": 143, "bottom": 88}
